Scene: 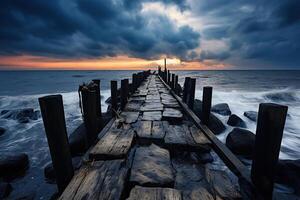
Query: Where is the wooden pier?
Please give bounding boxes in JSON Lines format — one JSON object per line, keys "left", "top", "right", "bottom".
{"left": 39, "top": 66, "right": 288, "bottom": 200}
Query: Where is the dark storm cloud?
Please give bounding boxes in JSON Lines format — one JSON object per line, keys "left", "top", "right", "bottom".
{"left": 0, "top": 0, "right": 199, "bottom": 60}
{"left": 196, "top": 0, "right": 300, "bottom": 67}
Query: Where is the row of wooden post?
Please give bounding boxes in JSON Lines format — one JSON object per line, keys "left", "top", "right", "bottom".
{"left": 158, "top": 67, "right": 288, "bottom": 199}
{"left": 38, "top": 71, "right": 150, "bottom": 193}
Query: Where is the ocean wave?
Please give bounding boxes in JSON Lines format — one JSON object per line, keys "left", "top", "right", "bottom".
{"left": 263, "top": 89, "right": 299, "bottom": 102}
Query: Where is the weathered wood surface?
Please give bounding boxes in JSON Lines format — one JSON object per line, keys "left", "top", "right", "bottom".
{"left": 127, "top": 186, "right": 182, "bottom": 200}
{"left": 60, "top": 73, "right": 248, "bottom": 200}
{"left": 142, "top": 111, "right": 162, "bottom": 121}
{"left": 59, "top": 160, "right": 128, "bottom": 200}
{"left": 89, "top": 127, "right": 135, "bottom": 160}
{"left": 130, "top": 144, "right": 174, "bottom": 187}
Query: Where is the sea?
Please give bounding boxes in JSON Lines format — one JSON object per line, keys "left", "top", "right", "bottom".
{"left": 0, "top": 70, "right": 300, "bottom": 199}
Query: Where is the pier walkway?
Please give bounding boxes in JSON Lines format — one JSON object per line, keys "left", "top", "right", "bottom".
{"left": 58, "top": 74, "right": 242, "bottom": 200}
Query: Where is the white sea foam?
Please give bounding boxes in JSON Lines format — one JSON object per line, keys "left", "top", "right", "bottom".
{"left": 195, "top": 88, "right": 300, "bottom": 160}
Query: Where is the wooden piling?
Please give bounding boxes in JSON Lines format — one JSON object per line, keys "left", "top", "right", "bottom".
{"left": 182, "top": 77, "right": 191, "bottom": 103}
{"left": 175, "top": 75, "right": 178, "bottom": 94}
{"left": 121, "top": 79, "right": 129, "bottom": 110}
{"left": 202, "top": 86, "right": 213, "bottom": 125}
{"left": 92, "top": 79, "right": 102, "bottom": 119}
{"left": 110, "top": 80, "right": 118, "bottom": 117}
{"left": 167, "top": 70, "right": 170, "bottom": 85}
{"left": 187, "top": 78, "right": 196, "bottom": 109}
{"left": 38, "top": 95, "right": 74, "bottom": 193}
{"left": 81, "top": 87, "right": 98, "bottom": 146}
{"left": 251, "top": 103, "right": 288, "bottom": 199}
{"left": 171, "top": 74, "right": 175, "bottom": 90}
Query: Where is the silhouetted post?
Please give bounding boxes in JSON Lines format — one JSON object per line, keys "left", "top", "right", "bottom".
{"left": 132, "top": 73, "right": 137, "bottom": 92}
{"left": 81, "top": 87, "right": 98, "bottom": 146}
{"left": 121, "top": 79, "right": 129, "bottom": 110}
{"left": 92, "top": 79, "right": 102, "bottom": 119}
{"left": 183, "top": 77, "right": 191, "bottom": 103}
{"left": 187, "top": 78, "right": 196, "bottom": 109}
{"left": 251, "top": 103, "right": 288, "bottom": 200}
{"left": 167, "top": 70, "right": 170, "bottom": 85}
{"left": 202, "top": 86, "right": 212, "bottom": 125}
{"left": 175, "top": 75, "right": 178, "bottom": 94}
{"left": 172, "top": 74, "right": 175, "bottom": 90}
{"left": 39, "top": 95, "right": 74, "bottom": 193}
{"left": 111, "top": 80, "right": 118, "bottom": 117}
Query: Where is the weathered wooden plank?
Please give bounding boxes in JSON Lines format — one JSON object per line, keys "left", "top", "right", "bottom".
{"left": 129, "top": 96, "right": 146, "bottom": 102}
{"left": 125, "top": 101, "right": 143, "bottom": 112}
{"left": 136, "top": 121, "right": 152, "bottom": 138}
{"left": 127, "top": 186, "right": 182, "bottom": 200}
{"left": 162, "top": 108, "right": 183, "bottom": 121}
{"left": 205, "top": 166, "right": 242, "bottom": 199}
{"left": 146, "top": 95, "right": 161, "bottom": 100}
{"left": 151, "top": 121, "right": 166, "bottom": 140}
{"left": 130, "top": 144, "right": 174, "bottom": 187}
{"left": 142, "top": 111, "right": 162, "bottom": 121}
{"left": 120, "top": 112, "right": 140, "bottom": 124}
{"left": 189, "top": 125, "right": 211, "bottom": 146}
{"left": 89, "top": 128, "right": 135, "bottom": 160}
{"left": 141, "top": 102, "right": 163, "bottom": 111}
{"left": 164, "top": 124, "right": 209, "bottom": 152}
{"left": 59, "top": 160, "right": 128, "bottom": 200}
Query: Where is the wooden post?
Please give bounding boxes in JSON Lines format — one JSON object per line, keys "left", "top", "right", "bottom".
{"left": 132, "top": 73, "right": 137, "bottom": 93}
{"left": 38, "top": 95, "right": 74, "bottom": 193}
{"left": 81, "top": 88, "right": 98, "bottom": 146}
{"left": 202, "top": 86, "right": 212, "bottom": 125}
{"left": 175, "top": 75, "right": 178, "bottom": 94}
{"left": 121, "top": 79, "right": 129, "bottom": 110}
{"left": 167, "top": 70, "right": 170, "bottom": 85}
{"left": 92, "top": 79, "right": 102, "bottom": 120}
{"left": 187, "top": 78, "right": 196, "bottom": 109}
{"left": 251, "top": 103, "right": 288, "bottom": 199}
{"left": 183, "top": 77, "right": 191, "bottom": 103}
{"left": 171, "top": 74, "right": 175, "bottom": 90}
{"left": 111, "top": 80, "right": 118, "bottom": 117}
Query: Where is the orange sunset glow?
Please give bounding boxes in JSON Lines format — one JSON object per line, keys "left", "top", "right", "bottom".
{"left": 0, "top": 55, "right": 230, "bottom": 70}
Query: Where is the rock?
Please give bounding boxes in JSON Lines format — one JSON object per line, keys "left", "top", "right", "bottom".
{"left": 1, "top": 108, "right": 40, "bottom": 122}
{"left": 193, "top": 99, "right": 226, "bottom": 135}
{"left": 0, "top": 182, "right": 12, "bottom": 199}
{"left": 276, "top": 159, "right": 300, "bottom": 195}
{"left": 0, "top": 153, "right": 29, "bottom": 178}
{"left": 0, "top": 127, "right": 6, "bottom": 136}
{"left": 243, "top": 111, "right": 258, "bottom": 122}
{"left": 212, "top": 103, "right": 231, "bottom": 116}
{"left": 44, "top": 156, "right": 82, "bottom": 182}
{"left": 14, "top": 192, "right": 36, "bottom": 200}
{"left": 69, "top": 123, "right": 87, "bottom": 156}
{"left": 227, "top": 114, "right": 246, "bottom": 128}
{"left": 226, "top": 128, "right": 255, "bottom": 158}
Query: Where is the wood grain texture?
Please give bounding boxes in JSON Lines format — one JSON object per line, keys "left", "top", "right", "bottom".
{"left": 127, "top": 186, "right": 182, "bottom": 200}
{"left": 59, "top": 160, "right": 128, "bottom": 200}
{"left": 89, "top": 128, "right": 135, "bottom": 160}
{"left": 130, "top": 144, "right": 174, "bottom": 187}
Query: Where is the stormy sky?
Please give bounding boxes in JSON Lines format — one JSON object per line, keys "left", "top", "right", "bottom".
{"left": 0, "top": 0, "right": 300, "bottom": 69}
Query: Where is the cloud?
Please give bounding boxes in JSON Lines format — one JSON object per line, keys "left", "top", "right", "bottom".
{"left": 1, "top": 0, "right": 300, "bottom": 69}
{"left": 0, "top": 0, "right": 199, "bottom": 60}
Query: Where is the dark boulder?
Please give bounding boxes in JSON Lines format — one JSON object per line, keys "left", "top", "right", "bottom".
{"left": 243, "top": 111, "right": 257, "bottom": 122}
{"left": 44, "top": 156, "right": 82, "bottom": 182}
{"left": 276, "top": 159, "right": 300, "bottom": 195}
{"left": 0, "top": 153, "right": 29, "bottom": 178}
{"left": 14, "top": 192, "right": 36, "bottom": 200}
{"left": 227, "top": 114, "right": 246, "bottom": 128}
{"left": 69, "top": 123, "right": 88, "bottom": 156}
{"left": 212, "top": 103, "right": 231, "bottom": 116}
{"left": 0, "top": 182, "right": 12, "bottom": 199}
{"left": 1, "top": 109, "right": 40, "bottom": 123}
{"left": 0, "top": 127, "right": 6, "bottom": 136}
{"left": 193, "top": 99, "right": 226, "bottom": 135}
{"left": 226, "top": 128, "right": 255, "bottom": 158}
